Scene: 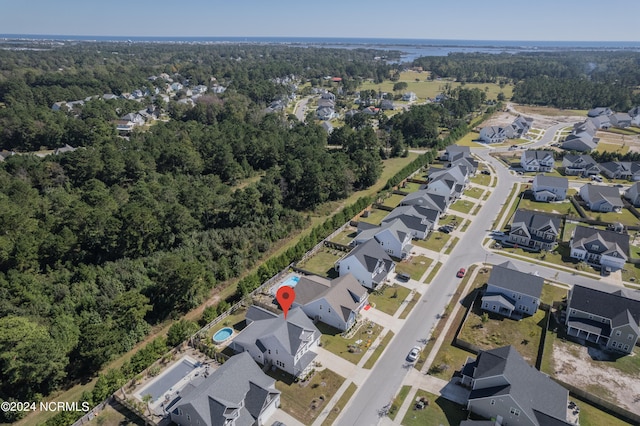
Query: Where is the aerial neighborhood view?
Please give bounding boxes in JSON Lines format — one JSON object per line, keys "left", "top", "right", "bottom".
{"left": 1, "top": 2, "right": 640, "bottom": 426}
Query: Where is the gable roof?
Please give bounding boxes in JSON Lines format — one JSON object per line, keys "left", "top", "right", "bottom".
{"left": 571, "top": 226, "right": 629, "bottom": 260}
{"left": 569, "top": 282, "right": 640, "bottom": 328}
{"left": 170, "top": 352, "right": 279, "bottom": 426}
{"left": 342, "top": 238, "right": 395, "bottom": 274}
{"left": 468, "top": 346, "right": 569, "bottom": 425}
{"left": 383, "top": 205, "right": 440, "bottom": 229}
{"left": 562, "top": 137, "right": 597, "bottom": 152}
{"left": 580, "top": 184, "right": 623, "bottom": 208}
{"left": 521, "top": 150, "right": 554, "bottom": 164}
{"left": 296, "top": 274, "right": 368, "bottom": 322}
{"left": 400, "top": 189, "right": 448, "bottom": 212}
{"left": 511, "top": 209, "right": 561, "bottom": 235}
{"left": 487, "top": 262, "right": 544, "bottom": 298}
{"left": 533, "top": 174, "right": 568, "bottom": 189}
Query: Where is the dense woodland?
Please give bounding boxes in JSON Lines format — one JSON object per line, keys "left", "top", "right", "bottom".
{"left": 1, "top": 42, "right": 637, "bottom": 422}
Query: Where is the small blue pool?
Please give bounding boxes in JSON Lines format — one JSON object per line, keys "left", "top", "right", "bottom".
{"left": 272, "top": 275, "right": 301, "bottom": 295}
{"left": 213, "top": 327, "right": 233, "bottom": 344}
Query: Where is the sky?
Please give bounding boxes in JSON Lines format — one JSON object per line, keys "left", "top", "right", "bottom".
{"left": 1, "top": 0, "right": 639, "bottom": 42}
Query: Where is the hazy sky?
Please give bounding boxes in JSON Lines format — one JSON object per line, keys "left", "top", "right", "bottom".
{"left": 1, "top": 0, "right": 639, "bottom": 41}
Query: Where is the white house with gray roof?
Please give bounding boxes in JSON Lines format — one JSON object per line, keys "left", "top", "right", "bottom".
{"left": 460, "top": 346, "right": 571, "bottom": 426}
{"left": 624, "top": 182, "right": 640, "bottom": 206}
{"left": 481, "top": 261, "right": 543, "bottom": 318}
{"left": 382, "top": 205, "right": 440, "bottom": 239}
{"left": 570, "top": 225, "right": 629, "bottom": 270}
{"left": 531, "top": 174, "right": 568, "bottom": 202}
{"left": 565, "top": 282, "right": 640, "bottom": 354}
{"left": 579, "top": 184, "right": 623, "bottom": 212}
{"left": 291, "top": 274, "right": 368, "bottom": 331}
{"left": 400, "top": 189, "right": 449, "bottom": 213}
{"left": 352, "top": 218, "right": 413, "bottom": 258}
{"left": 508, "top": 209, "right": 561, "bottom": 252}
{"left": 336, "top": 238, "right": 395, "bottom": 289}
{"left": 561, "top": 154, "right": 600, "bottom": 176}
{"left": 229, "top": 306, "right": 320, "bottom": 378}
{"left": 169, "top": 351, "right": 280, "bottom": 426}
{"left": 520, "top": 150, "right": 554, "bottom": 172}
{"left": 599, "top": 161, "right": 640, "bottom": 181}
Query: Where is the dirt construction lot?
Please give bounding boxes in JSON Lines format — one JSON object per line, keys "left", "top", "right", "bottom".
{"left": 549, "top": 339, "right": 640, "bottom": 415}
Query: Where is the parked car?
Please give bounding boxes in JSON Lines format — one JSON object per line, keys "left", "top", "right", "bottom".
{"left": 407, "top": 346, "right": 421, "bottom": 362}
{"left": 456, "top": 267, "right": 466, "bottom": 278}
{"left": 492, "top": 230, "right": 505, "bottom": 236}
{"left": 528, "top": 179, "right": 534, "bottom": 183}
{"left": 397, "top": 272, "right": 411, "bottom": 281}
{"left": 439, "top": 226, "right": 452, "bottom": 234}
{"left": 481, "top": 170, "right": 490, "bottom": 175}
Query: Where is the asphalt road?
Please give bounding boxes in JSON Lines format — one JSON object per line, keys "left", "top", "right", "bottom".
{"left": 336, "top": 120, "right": 598, "bottom": 425}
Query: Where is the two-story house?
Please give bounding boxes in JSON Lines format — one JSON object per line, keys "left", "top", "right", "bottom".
{"left": 520, "top": 150, "right": 554, "bottom": 172}
{"left": 561, "top": 154, "right": 600, "bottom": 176}
{"left": 565, "top": 282, "right": 640, "bottom": 354}
{"left": 481, "top": 261, "right": 544, "bottom": 319}
{"left": 169, "top": 352, "right": 280, "bottom": 426}
{"left": 336, "top": 239, "right": 395, "bottom": 289}
{"left": 579, "top": 184, "right": 624, "bottom": 212}
{"left": 507, "top": 209, "right": 561, "bottom": 251}
{"left": 624, "top": 182, "right": 640, "bottom": 206}
{"left": 400, "top": 189, "right": 449, "bottom": 213}
{"left": 229, "top": 306, "right": 320, "bottom": 378}
{"left": 352, "top": 218, "right": 413, "bottom": 259}
{"left": 570, "top": 225, "right": 629, "bottom": 270}
{"left": 460, "top": 346, "right": 571, "bottom": 426}
{"left": 599, "top": 161, "right": 640, "bottom": 181}
{"left": 291, "top": 273, "right": 369, "bottom": 332}
{"left": 382, "top": 205, "right": 440, "bottom": 239}
{"left": 531, "top": 175, "right": 568, "bottom": 202}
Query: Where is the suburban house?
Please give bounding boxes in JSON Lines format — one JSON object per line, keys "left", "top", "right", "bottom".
{"left": 561, "top": 154, "right": 600, "bottom": 176}
{"left": 610, "top": 112, "right": 632, "bottom": 128}
{"left": 599, "top": 161, "right": 640, "bottom": 181}
{"left": 588, "top": 115, "right": 611, "bottom": 130}
{"left": 481, "top": 261, "right": 543, "bottom": 319}
{"left": 511, "top": 116, "right": 533, "bottom": 138}
{"left": 449, "top": 156, "right": 478, "bottom": 175}
{"left": 380, "top": 99, "right": 395, "bottom": 110}
{"left": 169, "top": 352, "right": 280, "bottom": 426}
{"left": 561, "top": 136, "right": 597, "bottom": 152}
{"left": 442, "top": 145, "right": 471, "bottom": 162}
{"left": 316, "top": 106, "right": 335, "bottom": 120}
{"left": 402, "top": 92, "right": 417, "bottom": 102}
{"left": 53, "top": 144, "right": 76, "bottom": 155}
{"left": 507, "top": 209, "right": 561, "bottom": 252}
{"left": 382, "top": 205, "right": 440, "bottom": 239}
{"left": 460, "top": 346, "right": 571, "bottom": 426}
{"left": 229, "top": 305, "right": 320, "bottom": 378}
{"left": 336, "top": 239, "right": 395, "bottom": 289}
{"left": 429, "top": 164, "right": 470, "bottom": 186}
{"left": 624, "top": 182, "right": 640, "bottom": 206}
{"left": 579, "top": 184, "right": 623, "bottom": 212}
{"left": 520, "top": 150, "right": 554, "bottom": 172}
{"left": 479, "top": 125, "right": 510, "bottom": 144}
{"left": 291, "top": 274, "right": 369, "bottom": 331}
{"left": 570, "top": 225, "right": 629, "bottom": 270}
{"left": 400, "top": 189, "right": 449, "bottom": 213}
{"left": 565, "top": 282, "right": 640, "bottom": 354}
{"left": 531, "top": 174, "right": 568, "bottom": 202}
{"left": 630, "top": 106, "right": 640, "bottom": 126}
{"left": 353, "top": 218, "right": 413, "bottom": 258}
{"left": 587, "top": 107, "right": 613, "bottom": 117}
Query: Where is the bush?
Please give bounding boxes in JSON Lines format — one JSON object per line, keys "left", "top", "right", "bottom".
{"left": 167, "top": 319, "right": 199, "bottom": 347}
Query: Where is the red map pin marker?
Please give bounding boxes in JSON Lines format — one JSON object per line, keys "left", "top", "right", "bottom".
{"left": 276, "top": 285, "right": 296, "bottom": 319}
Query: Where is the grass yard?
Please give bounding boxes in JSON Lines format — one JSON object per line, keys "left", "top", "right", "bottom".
{"left": 86, "top": 402, "right": 144, "bottom": 426}
{"left": 450, "top": 199, "right": 476, "bottom": 214}
{"left": 458, "top": 305, "right": 546, "bottom": 365}
{"left": 590, "top": 209, "right": 639, "bottom": 227}
{"left": 205, "top": 308, "right": 248, "bottom": 340}
{"left": 540, "top": 284, "right": 568, "bottom": 305}
{"left": 400, "top": 391, "right": 468, "bottom": 426}
{"left": 464, "top": 186, "right": 484, "bottom": 199}
{"left": 270, "top": 368, "right": 345, "bottom": 424}
{"left": 413, "top": 233, "right": 451, "bottom": 252}
{"left": 321, "top": 382, "right": 358, "bottom": 426}
{"left": 621, "top": 263, "right": 640, "bottom": 284}
{"left": 470, "top": 172, "right": 492, "bottom": 186}
{"left": 444, "top": 237, "right": 459, "bottom": 254}
{"left": 492, "top": 183, "right": 520, "bottom": 229}
{"left": 317, "top": 321, "right": 383, "bottom": 364}
{"left": 389, "top": 385, "right": 412, "bottom": 420}
{"left": 440, "top": 214, "right": 463, "bottom": 227}
{"left": 500, "top": 243, "right": 580, "bottom": 270}
{"left": 399, "top": 292, "right": 420, "bottom": 320}
{"left": 424, "top": 262, "right": 442, "bottom": 284}
{"left": 358, "top": 208, "right": 389, "bottom": 225}
{"left": 577, "top": 398, "right": 634, "bottom": 426}
{"left": 595, "top": 141, "right": 630, "bottom": 154}
{"left": 363, "top": 330, "right": 395, "bottom": 369}
{"left": 455, "top": 131, "right": 484, "bottom": 147}
{"left": 381, "top": 193, "right": 406, "bottom": 208}
{"left": 400, "top": 181, "right": 424, "bottom": 193}
{"left": 396, "top": 255, "right": 433, "bottom": 280}
{"left": 369, "top": 284, "right": 411, "bottom": 316}
{"left": 329, "top": 227, "right": 357, "bottom": 245}
{"left": 297, "top": 248, "right": 343, "bottom": 277}
{"left": 517, "top": 197, "right": 578, "bottom": 216}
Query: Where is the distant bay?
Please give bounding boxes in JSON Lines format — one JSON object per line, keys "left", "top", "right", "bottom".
{"left": 2, "top": 35, "right": 639, "bottom": 61}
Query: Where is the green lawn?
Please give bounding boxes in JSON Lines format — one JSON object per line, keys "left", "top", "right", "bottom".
{"left": 500, "top": 243, "right": 581, "bottom": 270}
{"left": 540, "top": 284, "right": 568, "bottom": 305}
{"left": 622, "top": 263, "right": 640, "bottom": 283}
{"left": 449, "top": 199, "right": 475, "bottom": 214}
{"left": 381, "top": 193, "right": 405, "bottom": 208}
{"left": 317, "top": 321, "right": 383, "bottom": 364}
{"left": 492, "top": 183, "right": 520, "bottom": 229}
{"left": 440, "top": 214, "right": 463, "bottom": 228}
{"left": 596, "top": 141, "right": 630, "bottom": 154}
{"left": 368, "top": 284, "right": 411, "bottom": 316}
{"left": 424, "top": 262, "right": 442, "bottom": 284}
{"left": 471, "top": 171, "right": 492, "bottom": 187}
{"left": 329, "top": 227, "right": 357, "bottom": 245}
{"left": 297, "top": 248, "right": 343, "bottom": 277}
{"left": 400, "top": 391, "right": 468, "bottom": 426}
{"left": 459, "top": 306, "right": 546, "bottom": 365}
{"left": 517, "top": 197, "right": 578, "bottom": 216}
{"left": 270, "top": 368, "right": 345, "bottom": 424}
{"left": 399, "top": 292, "right": 420, "bottom": 320}
{"left": 455, "top": 131, "right": 484, "bottom": 147}
{"left": 590, "top": 209, "right": 639, "bottom": 227}
{"left": 389, "top": 385, "right": 412, "bottom": 420}
{"left": 321, "top": 382, "right": 358, "bottom": 426}
{"left": 363, "top": 330, "right": 395, "bottom": 369}
{"left": 205, "top": 308, "right": 248, "bottom": 340}
{"left": 401, "top": 181, "right": 424, "bottom": 193}
{"left": 396, "top": 255, "right": 433, "bottom": 280}
{"left": 464, "top": 187, "right": 484, "bottom": 199}
{"left": 413, "top": 233, "right": 451, "bottom": 252}
{"left": 444, "top": 237, "right": 459, "bottom": 254}
{"left": 577, "top": 398, "right": 634, "bottom": 426}
{"left": 358, "top": 208, "right": 389, "bottom": 225}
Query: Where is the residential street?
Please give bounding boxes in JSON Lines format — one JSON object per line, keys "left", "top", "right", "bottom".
{"left": 335, "top": 120, "right": 595, "bottom": 425}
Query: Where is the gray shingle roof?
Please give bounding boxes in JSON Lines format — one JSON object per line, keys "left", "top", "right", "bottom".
{"left": 571, "top": 226, "right": 629, "bottom": 260}
{"left": 487, "top": 263, "right": 544, "bottom": 299}
{"left": 533, "top": 174, "right": 568, "bottom": 189}
{"left": 295, "top": 274, "right": 367, "bottom": 322}
{"left": 170, "top": 352, "right": 279, "bottom": 426}
{"left": 568, "top": 282, "right": 640, "bottom": 329}
{"left": 580, "top": 184, "right": 624, "bottom": 208}
{"left": 511, "top": 209, "right": 561, "bottom": 236}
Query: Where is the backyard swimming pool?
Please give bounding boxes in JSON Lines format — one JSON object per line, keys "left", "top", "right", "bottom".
{"left": 136, "top": 356, "right": 199, "bottom": 403}
{"left": 212, "top": 327, "right": 233, "bottom": 343}
{"left": 271, "top": 274, "right": 301, "bottom": 295}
